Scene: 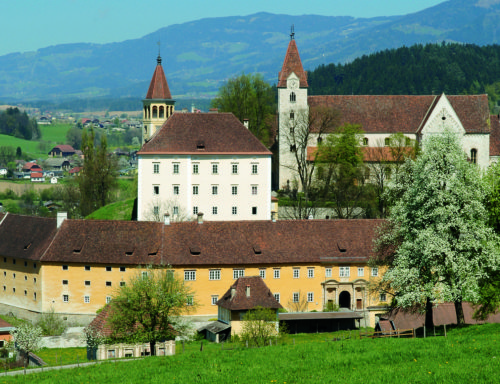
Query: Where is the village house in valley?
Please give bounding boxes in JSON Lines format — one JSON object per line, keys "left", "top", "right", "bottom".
{"left": 0, "top": 212, "right": 386, "bottom": 326}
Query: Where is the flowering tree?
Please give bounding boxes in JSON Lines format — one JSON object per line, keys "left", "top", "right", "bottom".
{"left": 373, "top": 131, "right": 500, "bottom": 325}
{"left": 10, "top": 323, "right": 43, "bottom": 367}
{"left": 82, "top": 323, "right": 104, "bottom": 360}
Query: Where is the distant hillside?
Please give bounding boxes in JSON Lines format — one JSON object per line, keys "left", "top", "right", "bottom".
{"left": 2, "top": 0, "right": 500, "bottom": 101}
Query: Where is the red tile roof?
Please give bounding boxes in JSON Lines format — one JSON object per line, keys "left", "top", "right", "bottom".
{"left": 138, "top": 113, "right": 271, "bottom": 155}
{"left": 53, "top": 145, "right": 76, "bottom": 153}
{"left": 0, "top": 318, "right": 14, "bottom": 329}
{"left": 145, "top": 56, "right": 172, "bottom": 100}
{"left": 22, "top": 162, "right": 41, "bottom": 171}
{"left": 217, "top": 276, "right": 282, "bottom": 311}
{"left": 490, "top": 115, "right": 500, "bottom": 157}
{"left": 278, "top": 39, "right": 308, "bottom": 88}
{"left": 308, "top": 94, "right": 490, "bottom": 134}
{"left": 30, "top": 172, "right": 44, "bottom": 178}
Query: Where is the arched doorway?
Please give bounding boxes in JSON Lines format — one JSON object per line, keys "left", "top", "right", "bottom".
{"left": 339, "top": 291, "right": 351, "bottom": 309}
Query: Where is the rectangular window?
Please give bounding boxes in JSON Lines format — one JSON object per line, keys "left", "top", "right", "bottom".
{"left": 211, "top": 295, "right": 219, "bottom": 305}
{"left": 106, "top": 281, "right": 112, "bottom": 287}
{"left": 85, "top": 265, "right": 91, "bottom": 271}
{"left": 142, "top": 271, "right": 148, "bottom": 279}
{"left": 232, "top": 164, "right": 238, "bottom": 174}
{"left": 173, "top": 163, "right": 179, "bottom": 174}
{"left": 212, "top": 206, "right": 218, "bottom": 215}
{"left": 193, "top": 206, "right": 198, "bottom": 215}
{"left": 184, "top": 270, "right": 196, "bottom": 281}
{"left": 232, "top": 185, "right": 238, "bottom": 195}
{"left": 186, "top": 296, "right": 194, "bottom": 306}
{"left": 274, "top": 269, "right": 280, "bottom": 279}
{"left": 340, "top": 267, "right": 350, "bottom": 277}
{"left": 259, "top": 269, "right": 266, "bottom": 279}
{"left": 325, "top": 268, "right": 332, "bottom": 278}
{"left": 212, "top": 185, "right": 218, "bottom": 195}
{"left": 173, "top": 206, "right": 179, "bottom": 215}
{"left": 293, "top": 268, "right": 300, "bottom": 279}
{"left": 153, "top": 163, "right": 159, "bottom": 174}
{"left": 358, "top": 267, "right": 364, "bottom": 277}
{"left": 193, "top": 185, "right": 199, "bottom": 195}
{"left": 371, "top": 268, "right": 379, "bottom": 277}
{"left": 232, "top": 206, "right": 237, "bottom": 215}
{"left": 212, "top": 163, "right": 218, "bottom": 174}
{"left": 24, "top": 261, "right": 27, "bottom": 267}
{"left": 293, "top": 292, "right": 299, "bottom": 303}
{"left": 192, "top": 163, "right": 199, "bottom": 174}
{"left": 120, "top": 281, "right": 126, "bottom": 287}
{"left": 84, "top": 295, "right": 90, "bottom": 304}
{"left": 153, "top": 206, "right": 159, "bottom": 215}
{"left": 173, "top": 185, "right": 179, "bottom": 195}
{"left": 209, "top": 269, "right": 221, "bottom": 280}
{"left": 84, "top": 281, "right": 90, "bottom": 286}
{"left": 307, "top": 268, "right": 315, "bottom": 278}
{"left": 62, "top": 265, "right": 68, "bottom": 270}
{"left": 106, "top": 296, "right": 112, "bottom": 304}
{"left": 120, "top": 267, "right": 126, "bottom": 272}
{"left": 34, "top": 292, "right": 37, "bottom": 300}
{"left": 153, "top": 185, "right": 159, "bottom": 195}
{"left": 252, "top": 207, "right": 257, "bottom": 215}
{"left": 251, "top": 185, "right": 258, "bottom": 195}
{"left": 63, "top": 294, "right": 69, "bottom": 303}
{"left": 307, "top": 292, "right": 314, "bottom": 302}
{"left": 252, "top": 164, "right": 258, "bottom": 174}
{"left": 380, "top": 293, "right": 387, "bottom": 302}
{"left": 274, "top": 293, "right": 280, "bottom": 303}
{"left": 33, "top": 263, "right": 37, "bottom": 269}
{"left": 233, "top": 269, "right": 244, "bottom": 279}
{"left": 106, "top": 266, "right": 112, "bottom": 272}
{"left": 62, "top": 280, "right": 68, "bottom": 285}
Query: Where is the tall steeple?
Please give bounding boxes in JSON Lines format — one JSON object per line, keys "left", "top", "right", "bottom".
{"left": 142, "top": 51, "right": 175, "bottom": 143}
{"left": 277, "top": 26, "right": 308, "bottom": 89}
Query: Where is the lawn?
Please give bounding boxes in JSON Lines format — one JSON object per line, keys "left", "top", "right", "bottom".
{"left": 1, "top": 323, "right": 499, "bottom": 383}
{"left": 85, "top": 198, "right": 135, "bottom": 220}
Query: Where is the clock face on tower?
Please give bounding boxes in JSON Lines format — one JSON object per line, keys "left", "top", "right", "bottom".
{"left": 289, "top": 79, "right": 298, "bottom": 89}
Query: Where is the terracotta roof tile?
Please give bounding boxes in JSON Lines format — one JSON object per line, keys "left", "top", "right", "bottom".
{"left": 278, "top": 40, "right": 308, "bottom": 88}
{"left": 145, "top": 56, "right": 172, "bottom": 100}
{"left": 308, "top": 94, "right": 490, "bottom": 134}
{"left": 138, "top": 113, "right": 271, "bottom": 155}
{"left": 0, "top": 214, "right": 57, "bottom": 261}
{"left": 217, "top": 276, "right": 282, "bottom": 311}
{"left": 53, "top": 145, "right": 76, "bottom": 152}
{"left": 490, "top": 115, "right": 500, "bottom": 156}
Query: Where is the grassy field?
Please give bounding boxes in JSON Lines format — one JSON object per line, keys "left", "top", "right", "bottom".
{"left": 85, "top": 198, "right": 135, "bottom": 220}
{"left": 2, "top": 323, "right": 499, "bottom": 383}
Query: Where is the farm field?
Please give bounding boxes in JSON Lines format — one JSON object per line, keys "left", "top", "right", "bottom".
{"left": 2, "top": 323, "right": 499, "bottom": 383}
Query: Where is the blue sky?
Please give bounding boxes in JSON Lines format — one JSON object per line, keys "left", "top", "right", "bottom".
{"left": 1, "top": 0, "right": 444, "bottom": 56}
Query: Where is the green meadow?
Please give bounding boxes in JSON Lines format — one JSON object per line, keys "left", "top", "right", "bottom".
{"left": 2, "top": 323, "right": 499, "bottom": 383}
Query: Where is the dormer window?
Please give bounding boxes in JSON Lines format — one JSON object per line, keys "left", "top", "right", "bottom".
{"left": 197, "top": 141, "right": 205, "bottom": 150}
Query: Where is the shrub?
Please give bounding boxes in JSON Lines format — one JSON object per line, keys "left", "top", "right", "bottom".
{"left": 37, "top": 307, "right": 66, "bottom": 336}
{"left": 323, "top": 302, "right": 340, "bottom": 312}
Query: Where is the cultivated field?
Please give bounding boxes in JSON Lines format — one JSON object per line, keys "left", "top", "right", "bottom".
{"left": 2, "top": 323, "right": 499, "bottom": 383}
{"left": 0, "top": 181, "right": 54, "bottom": 194}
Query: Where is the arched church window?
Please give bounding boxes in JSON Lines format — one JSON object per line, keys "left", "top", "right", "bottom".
{"left": 159, "top": 106, "right": 165, "bottom": 119}
{"left": 290, "top": 111, "right": 294, "bottom": 120}
{"left": 290, "top": 92, "right": 296, "bottom": 102}
{"left": 363, "top": 138, "right": 368, "bottom": 146}
{"left": 152, "top": 106, "right": 158, "bottom": 119}
{"left": 471, "top": 149, "right": 477, "bottom": 164}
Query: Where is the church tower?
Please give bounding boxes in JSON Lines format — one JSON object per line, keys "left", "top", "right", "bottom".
{"left": 277, "top": 27, "right": 309, "bottom": 189}
{"left": 142, "top": 54, "right": 175, "bottom": 143}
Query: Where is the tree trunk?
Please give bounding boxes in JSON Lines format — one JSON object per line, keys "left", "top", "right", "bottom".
{"left": 454, "top": 300, "right": 465, "bottom": 326}
{"left": 150, "top": 340, "right": 156, "bottom": 356}
{"left": 425, "top": 297, "right": 434, "bottom": 328}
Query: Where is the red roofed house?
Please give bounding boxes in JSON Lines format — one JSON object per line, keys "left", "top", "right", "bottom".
{"left": 22, "top": 162, "right": 42, "bottom": 173}
{"left": 48, "top": 145, "right": 76, "bottom": 158}
{"left": 30, "top": 172, "right": 45, "bottom": 183}
{"left": 0, "top": 318, "right": 15, "bottom": 347}
{"left": 137, "top": 56, "right": 272, "bottom": 222}
{"left": 277, "top": 33, "right": 497, "bottom": 189}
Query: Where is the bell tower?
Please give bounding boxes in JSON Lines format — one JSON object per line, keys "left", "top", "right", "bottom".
{"left": 142, "top": 53, "right": 175, "bottom": 143}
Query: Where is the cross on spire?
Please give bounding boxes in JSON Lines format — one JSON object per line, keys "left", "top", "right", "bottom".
{"left": 290, "top": 25, "right": 295, "bottom": 40}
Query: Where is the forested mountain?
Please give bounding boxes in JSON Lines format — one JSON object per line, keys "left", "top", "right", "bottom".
{"left": 308, "top": 43, "right": 500, "bottom": 97}
{"left": 2, "top": 0, "right": 500, "bottom": 101}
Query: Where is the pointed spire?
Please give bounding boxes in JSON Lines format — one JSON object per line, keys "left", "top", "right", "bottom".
{"left": 146, "top": 53, "right": 172, "bottom": 100}
{"left": 278, "top": 29, "right": 308, "bottom": 88}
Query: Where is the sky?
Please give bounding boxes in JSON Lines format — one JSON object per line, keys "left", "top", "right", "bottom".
{"left": 1, "top": 0, "right": 445, "bottom": 57}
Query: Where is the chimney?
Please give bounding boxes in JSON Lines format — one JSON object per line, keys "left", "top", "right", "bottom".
{"left": 243, "top": 118, "right": 249, "bottom": 129}
{"left": 57, "top": 211, "right": 67, "bottom": 228}
{"left": 271, "top": 211, "right": 277, "bottom": 222}
{"left": 197, "top": 212, "right": 204, "bottom": 224}
{"left": 231, "top": 287, "right": 236, "bottom": 299}
{"left": 246, "top": 285, "right": 250, "bottom": 297}
{"left": 164, "top": 213, "right": 170, "bottom": 225}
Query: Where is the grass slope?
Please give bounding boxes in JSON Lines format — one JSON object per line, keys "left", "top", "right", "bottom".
{"left": 85, "top": 198, "right": 135, "bottom": 221}
{"left": 4, "top": 324, "right": 499, "bottom": 383}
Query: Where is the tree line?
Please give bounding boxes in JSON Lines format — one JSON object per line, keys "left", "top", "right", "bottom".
{"left": 0, "top": 107, "right": 41, "bottom": 140}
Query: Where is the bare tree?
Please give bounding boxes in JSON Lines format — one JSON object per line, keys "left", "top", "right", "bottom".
{"left": 286, "top": 291, "right": 309, "bottom": 312}
{"left": 145, "top": 198, "right": 192, "bottom": 222}
{"left": 280, "top": 106, "right": 339, "bottom": 219}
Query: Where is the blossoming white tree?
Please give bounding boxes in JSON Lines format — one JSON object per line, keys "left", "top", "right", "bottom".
{"left": 374, "top": 130, "right": 500, "bottom": 325}
{"left": 10, "top": 323, "right": 43, "bottom": 367}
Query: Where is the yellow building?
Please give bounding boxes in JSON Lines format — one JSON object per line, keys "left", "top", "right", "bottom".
{"left": 0, "top": 212, "right": 386, "bottom": 326}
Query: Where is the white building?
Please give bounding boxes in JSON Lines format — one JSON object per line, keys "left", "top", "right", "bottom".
{"left": 277, "top": 33, "right": 500, "bottom": 190}
{"left": 137, "top": 56, "right": 272, "bottom": 222}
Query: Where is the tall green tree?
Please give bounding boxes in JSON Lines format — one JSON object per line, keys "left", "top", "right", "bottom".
{"left": 78, "top": 127, "right": 118, "bottom": 216}
{"left": 211, "top": 73, "right": 276, "bottom": 144}
{"left": 373, "top": 131, "right": 500, "bottom": 325}
{"left": 109, "top": 267, "right": 195, "bottom": 355}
